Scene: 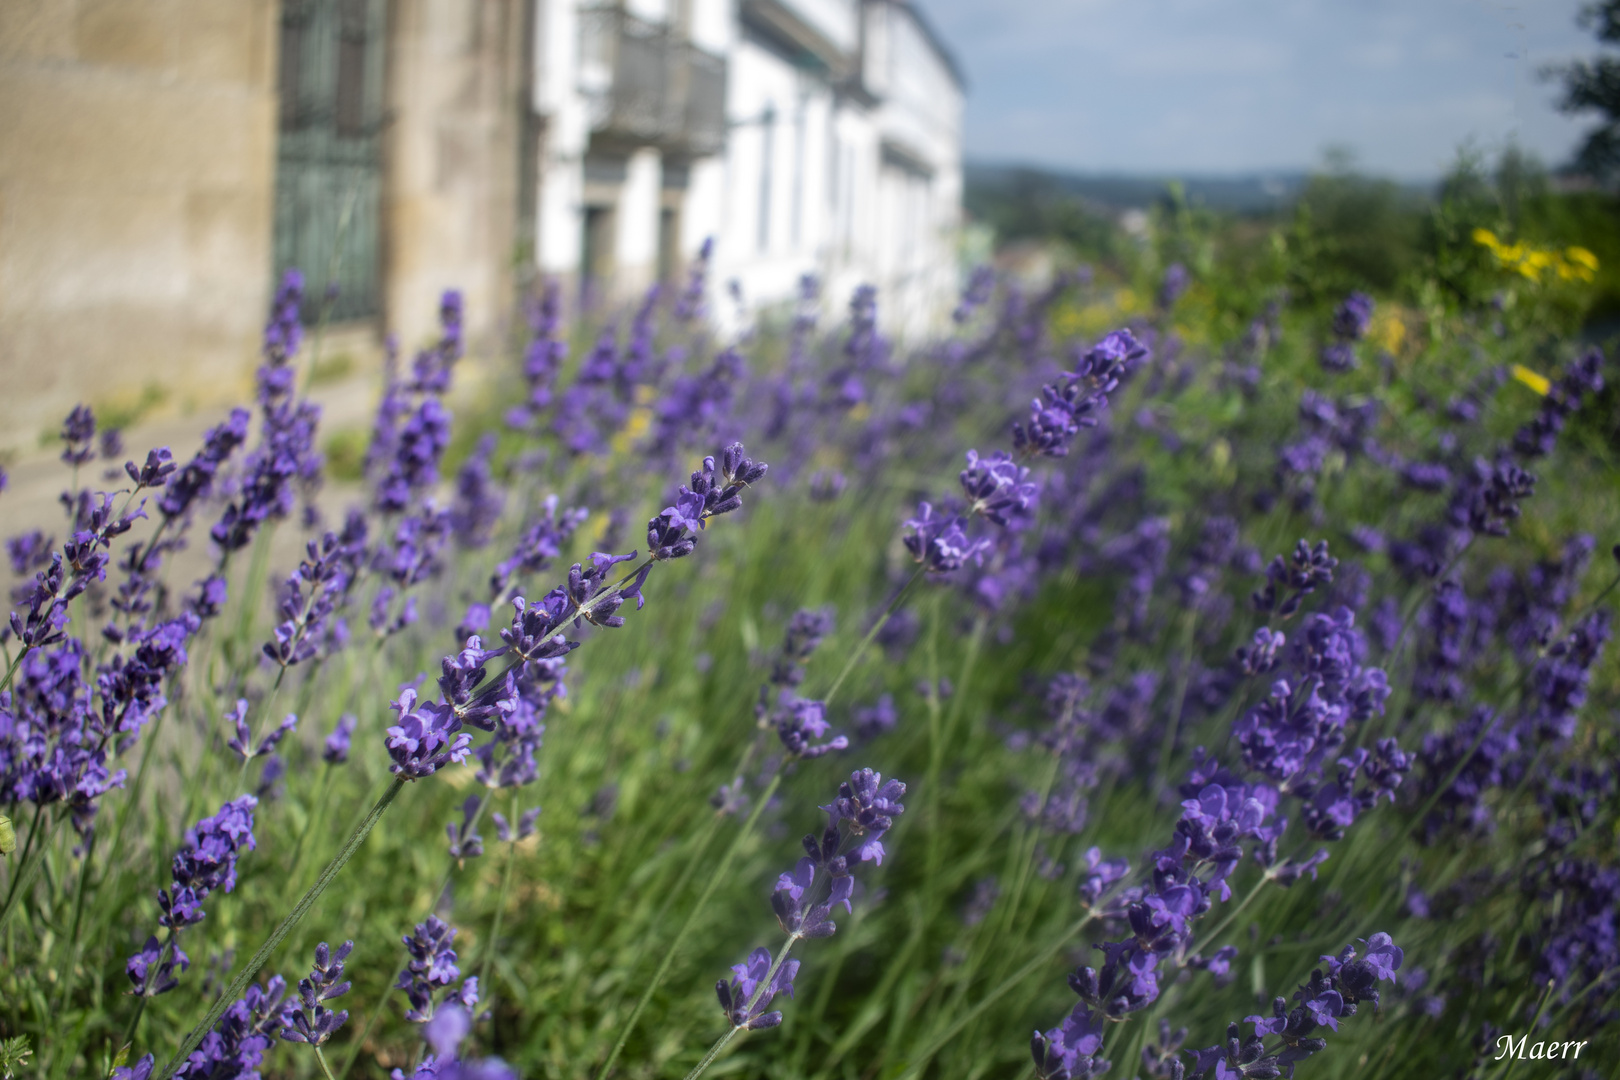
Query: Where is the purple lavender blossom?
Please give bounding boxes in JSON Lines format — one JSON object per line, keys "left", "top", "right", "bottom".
{"left": 1180, "top": 934, "right": 1401, "bottom": 1079}
{"left": 264, "top": 532, "right": 350, "bottom": 667}
{"left": 768, "top": 697, "right": 848, "bottom": 759}
{"left": 646, "top": 347, "right": 745, "bottom": 463}
{"left": 1158, "top": 263, "right": 1190, "bottom": 310}
{"left": 125, "top": 447, "right": 177, "bottom": 490}
{"left": 60, "top": 405, "right": 98, "bottom": 468}
{"left": 554, "top": 287, "right": 658, "bottom": 454}
{"left": 408, "top": 290, "right": 466, "bottom": 395}
{"left": 717, "top": 770, "right": 904, "bottom": 1034}
{"left": 175, "top": 974, "right": 290, "bottom": 1079}
{"left": 385, "top": 689, "right": 473, "bottom": 780}
{"left": 674, "top": 237, "right": 715, "bottom": 322}
{"left": 825, "top": 285, "right": 889, "bottom": 409}
{"left": 127, "top": 934, "right": 190, "bottom": 998}
{"left": 1331, "top": 293, "right": 1375, "bottom": 340}
{"left": 716, "top": 948, "right": 800, "bottom": 1030}
{"left": 493, "top": 806, "right": 542, "bottom": 842}
{"left": 446, "top": 794, "right": 485, "bottom": 859}
{"left": 366, "top": 337, "right": 409, "bottom": 479}
{"left": 1513, "top": 347, "right": 1606, "bottom": 458}
{"left": 156, "top": 795, "right": 258, "bottom": 930}
{"left": 1031, "top": 1002, "right": 1109, "bottom": 1080}
{"left": 224, "top": 700, "right": 297, "bottom": 762}
{"left": 1013, "top": 330, "right": 1149, "bottom": 458}
{"left": 108, "top": 1050, "right": 156, "bottom": 1079}
{"left": 1067, "top": 776, "right": 1288, "bottom": 1021}
{"left": 160, "top": 409, "right": 252, "bottom": 524}
{"left": 323, "top": 714, "right": 357, "bottom": 765}
{"left": 281, "top": 940, "right": 353, "bottom": 1047}
{"left": 646, "top": 444, "right": 768, "bottom": 561}
{"left": 208, "top": 272, "right": 325, "bottom": 556}
{"left": 854, "top": 694, "right": 898, "bottom": 739}
{"left": 7, "top": 530, "right": 54, "bottom": 604}
{"left": 1251, "top": 540, "right": 1338, "bottom": 619}
{"left": 450, "top": 434, "right": 506, "bottom": 549}
{"left": 1317, "top": 292, "right": 1374, "bottom": 372}
{"left": 489, "top": 496, "right": 589, "bottom": 601}
{"left": 507, "top": 281, "right": 567, "bottom": 430}
{"left": 954, "top": 265, "right": 996, "bottom": 324}
{"left": 1525, "top": 610, "right": 1611, "bottom": 741}
{"left": 474, "top": 655, "right": 558, "bottom": 791}
{"left": 1460, "top": 457, "right": 1537, "bottom": 538}
{"left": 376, "top": 399, "right": 452, "bottom": 514}
{"left": 9, "top": 494, "right": 146, "bottom": 651}
{"left": 903, "top": 503, "right": 989, "bottom": 573}
{"left": 769, "top": 608, "right": 835, "bottom": 689}
{"left": 960, "top": 450, "right": 1040, "bottom": 527}
{"left": 264, "top": 269, "right": 305, "bottom": 364}
{"left": 398, "top": 915, "right": 479, "bottom": 1023}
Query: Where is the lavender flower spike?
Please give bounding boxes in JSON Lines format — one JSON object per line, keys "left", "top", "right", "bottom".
{"left": 398, "top": 915, "right": 479, "bottom": 1023}
{"left": 646, "top": 443, "right": 769, "bottom": 562}
{"left": 282, "top": 940, "right": 354, "bottom": 1046}
{"left": 714, "top": 769, "right": 906, "bottom": 1042}
{"left": 385, "top": 688, "right": 473, "bottom": 780}
{"left": 174, "top": 975, "right": 290, "bottom": 1079}
{"left": 323, "top": 714, "right": 358, "bottom": 764}
{"left": 156, "top": 795, "right": 259, "bottom": 930}
{"left": 716, "top": 948, "right": 800, "bottom": 1030}
{"left": 1183, "top": 932, "right": 1403, "bottom": 1079}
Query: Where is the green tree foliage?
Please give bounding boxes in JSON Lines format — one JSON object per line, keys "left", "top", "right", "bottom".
{"left": 1547, "top": 0, "right": 1620, "bottom": 183}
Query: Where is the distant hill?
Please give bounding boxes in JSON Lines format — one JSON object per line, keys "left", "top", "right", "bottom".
{"left": 965, "top": 161, "right": 1434, "bottom": 216}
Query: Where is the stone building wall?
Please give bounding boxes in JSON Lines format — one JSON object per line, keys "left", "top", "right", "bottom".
{"left": 382, "top": 0, "right": 526, "bottom": 352}
{"left": 0, "top": 0, "right": 530, "bottom": 462}
{"left": 0, "top": 1, "right": 281, "bottom": 454}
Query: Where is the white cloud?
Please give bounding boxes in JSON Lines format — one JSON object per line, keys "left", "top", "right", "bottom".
{"left": 917, "top": 0, "right": 1594, "bottom": 176}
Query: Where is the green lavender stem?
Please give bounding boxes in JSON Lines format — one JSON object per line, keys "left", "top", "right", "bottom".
{"left": 49, "top": 827, "right": 97, "bottom": 1016}
{"left": 284, "top": 764, "right": 339, "bottom": 895}
{"left": 0, "top": 804, "right": 50, "bottom": 935}
{"left": 821, "top": 565, "right": 927, "bottom": 708}
{"left": 236, "top": 666, "right": 289, "bottom": 784}
{"left": 159, "top": 776, "right": 407, "bottom": 1080}
{"left": 594, "top": 774, "right": 783, "bottom": 1080}
{"left": 313, "top": 1045, "right": 340, "bottom": 1080}
{"left": 895, "top": 911, "right": 1098, "bottom": 1080}
{"left": 682, "top": 932, "right": 800, "bottom": 1080}
{"left": 477, "top": 793, "right": 523, "bottom": 1008}
{"left": 0, "top": 644, "right": 30, "bottom": 697}
{"left": 338, "top": 789, "right": 495, "bottom": 1078}
{"left": 1153, "top": 609, "right": 1200, "bottom": 799}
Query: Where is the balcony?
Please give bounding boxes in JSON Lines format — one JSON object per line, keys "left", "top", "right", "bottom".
{"left": 739, "top": 0, "right": 854, "bottom": 78}
{"left": 578, "top": 5, "right": 727, "bottom": 157}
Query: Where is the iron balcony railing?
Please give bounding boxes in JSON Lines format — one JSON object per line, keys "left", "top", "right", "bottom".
{"left": 578, "top": 5, "right": 727, "bottom": 155}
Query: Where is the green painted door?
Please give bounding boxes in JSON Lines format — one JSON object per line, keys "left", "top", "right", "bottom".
{"left": 274, "top": 0, "right": 387, "bottom": 323}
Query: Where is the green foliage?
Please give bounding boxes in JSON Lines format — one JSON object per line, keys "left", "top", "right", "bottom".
{"left": 0, "top": 1037, "right": 32, "bottom": 1080}
{"left": 963, "top": 167, "right": 1129, "bottom": 267}
{"left": 324, "top": 426, "right": 369, "bottom": 482}
{"left": 1545, "top": 0, "right": 1620, "bottom": 183}
{"left": 1283, "top": 152, "right": 1428, "bottom": 303}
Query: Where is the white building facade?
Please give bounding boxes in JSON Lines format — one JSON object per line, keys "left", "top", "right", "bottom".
{"left": 532, "top": 0, "right": 965, "bottom": 336}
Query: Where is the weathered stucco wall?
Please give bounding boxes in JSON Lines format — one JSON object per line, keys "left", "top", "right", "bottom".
{"left": 383, "top": 0, "right": 525, "bottom": 353}
{"left": 0, "top": 0, "right": 281, "bottom": 453}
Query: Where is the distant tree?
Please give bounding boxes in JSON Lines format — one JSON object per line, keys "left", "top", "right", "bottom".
{"left": 1548, "top": 1, "right": 1620, "bottom": 183}
{"left": 1286, "top": 150, "right": 1425, "bottom": 301}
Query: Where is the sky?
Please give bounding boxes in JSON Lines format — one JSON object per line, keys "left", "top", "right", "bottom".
{"left": 919, "top": 0, "right": 1604, "bottom": 180}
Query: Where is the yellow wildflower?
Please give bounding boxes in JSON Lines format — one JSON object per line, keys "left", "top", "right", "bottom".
{"left": 1510, "top": 364, "right": 1551, "bottom": 396}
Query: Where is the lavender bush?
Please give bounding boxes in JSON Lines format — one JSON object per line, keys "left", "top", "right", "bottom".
{"left": 2, "top": 176, "right": 1618, "bottom": 1080}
